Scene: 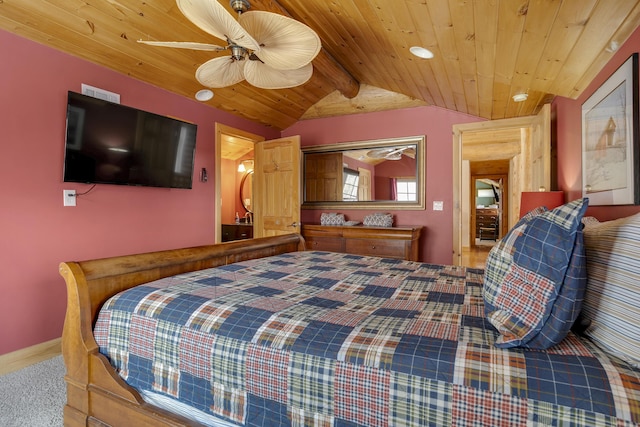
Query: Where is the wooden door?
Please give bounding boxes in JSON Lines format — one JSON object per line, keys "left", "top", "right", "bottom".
{"left": 253, "top": 136, "right": 301, "bottom": 238}
{"left": 358, "top": 168, "right": 372, "bottom": 201}
{"left": 304, "top": 152, "right": 343, "bottom": 201}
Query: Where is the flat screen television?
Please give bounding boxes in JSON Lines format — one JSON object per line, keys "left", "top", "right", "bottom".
{"left": 63, "top": 91, "right": 197, "bottom": 189}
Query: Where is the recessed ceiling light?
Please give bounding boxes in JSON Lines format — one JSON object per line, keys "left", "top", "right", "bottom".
{"left": 512, "top": 93, "right": 528, "bottom": 102}
{"left": 195, "top": 89, "right": 214, "bottom": 101}
{"left": 410, "top": 46, "right": 434, "bottom": 59}
{"left": 605, "top": 40, "right": 619, "bottom": 53}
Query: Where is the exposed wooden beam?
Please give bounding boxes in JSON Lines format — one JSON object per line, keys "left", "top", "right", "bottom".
{"left": 250, "top": 0, "right": 360, "bottom": 99}
{"left": 311, "top": 47, "right": 360, "bottom": 99}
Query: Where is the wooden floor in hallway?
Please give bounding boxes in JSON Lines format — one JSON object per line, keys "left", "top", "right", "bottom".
{"left": 460, "top": 240, "right": 495, "bottom": 269}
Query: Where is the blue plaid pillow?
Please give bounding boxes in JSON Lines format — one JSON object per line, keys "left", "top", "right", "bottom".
{"left": 483, "top": 206, "right": 548, "bottom": 311}
{"left": 483, "top": 198, "right": 588, "bottom": 349}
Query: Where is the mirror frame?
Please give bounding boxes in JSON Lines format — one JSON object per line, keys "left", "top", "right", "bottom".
{"left": 301, "top": 135, "right": 426, "bottom": 210}
{"left": 240, "top": 170, "right": 253, "bottom": 213}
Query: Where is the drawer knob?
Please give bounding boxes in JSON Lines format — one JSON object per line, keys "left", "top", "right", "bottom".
{"left": 371, "top": 245, "right": 376, "bottom": 249}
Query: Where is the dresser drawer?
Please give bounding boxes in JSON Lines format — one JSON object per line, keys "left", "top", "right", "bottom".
{"left": 305, "top": 236, "right": 344, "bottom": 252}
{"left": 301, "top": 224, "right": 421, "bottom": 261}
{"left": 477, "top": 216, "right": 497, "bottom": 226}
{"left": 345, "top": 238, "right": 405, "bottom": 259}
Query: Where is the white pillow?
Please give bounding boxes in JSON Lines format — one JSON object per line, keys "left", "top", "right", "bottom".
{"left": 582, "top": 213, "right": 640, "bottom": 368}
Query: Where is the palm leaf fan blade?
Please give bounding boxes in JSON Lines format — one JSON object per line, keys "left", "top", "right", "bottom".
{"left": 196, "top": 57, "right": 246, "bottom": 88}
{"left": 240, "top": 11, "right": 321, "bottom": 70}
{"left": 177, "top": 0, "right": 260, "bottom": 50}
{"left": 137, "top": 40, "right": 225, "bottom": 51}
{"left": 244, "top": 61, "right": 313, "bottom": 89}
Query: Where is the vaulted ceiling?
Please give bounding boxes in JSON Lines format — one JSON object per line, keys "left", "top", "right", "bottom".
{"left": 1, "top": 0, "right": 639, "bottom": 130}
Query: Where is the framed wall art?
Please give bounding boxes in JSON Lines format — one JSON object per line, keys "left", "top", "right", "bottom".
{"left": 582, "top": 52, "right": 639, "bottom": 205}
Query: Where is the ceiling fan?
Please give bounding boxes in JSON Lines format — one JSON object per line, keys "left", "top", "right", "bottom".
{"left": 367, "top": 146, "right": 415, "bottom": 161}
{"left": 138, "top": 0, "right": 321, "bottom": 90}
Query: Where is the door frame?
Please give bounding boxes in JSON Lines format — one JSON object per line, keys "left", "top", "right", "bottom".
{"left": 470, "top": 174, "right": 508, "bottom": 246}
{"left": 214, "top": 123, "right": 264, "bottom": 243}
{"left": 452, "top": 105, "right": 551, "bottom": 265}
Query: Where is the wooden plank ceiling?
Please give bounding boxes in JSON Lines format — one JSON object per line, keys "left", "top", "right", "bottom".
{"left": 1, "top": 0, "right": 639, "bottom": 130}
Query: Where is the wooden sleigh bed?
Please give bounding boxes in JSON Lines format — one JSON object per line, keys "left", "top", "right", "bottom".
{"left": 59, "top": 201, "right": 640, "bottom": 427}
{"left": 60, "top": 234, "right": 306, "bottom": 426}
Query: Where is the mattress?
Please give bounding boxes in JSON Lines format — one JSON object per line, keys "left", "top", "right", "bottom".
{"left": 94, "top": 251, "right": 640, "bottom": 426}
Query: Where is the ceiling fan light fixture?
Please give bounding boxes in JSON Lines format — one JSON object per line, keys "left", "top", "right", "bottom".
{"left": 237, "top": 159, "right": 254, "bottom": 172}
{"left": 512, "top": 93, "right": 528, "bottom": 102}
{"left": 410, "top": 46, "right": 434, "bottom": 59}
{"left": 195, "top": 89, "right": 214, "bottom": 101}
{"left": 230, "top": 45, "right": 247, "bottom": 60}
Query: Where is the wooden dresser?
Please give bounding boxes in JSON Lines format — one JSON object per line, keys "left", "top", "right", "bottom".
{"left": 475, "top": 208, "right": 499, "bottom": 240}
{"left": 301, "top": 224, "right": 422, "bottom": 261}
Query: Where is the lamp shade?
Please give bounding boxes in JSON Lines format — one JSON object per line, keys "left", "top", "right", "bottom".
{"left": 519, "top": 191, "right": 564, "bottom": 218}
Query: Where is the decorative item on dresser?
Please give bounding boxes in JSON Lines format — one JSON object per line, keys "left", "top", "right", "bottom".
{"left": 476, "top": 207, "right": 499, "bottom": 240}
{"left": 301, "top": 224, "right": 422, "bottom": 261}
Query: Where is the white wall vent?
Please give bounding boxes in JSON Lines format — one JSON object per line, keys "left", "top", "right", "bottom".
{"left": 81, "top": 84, "right": 121, "bottom": 104}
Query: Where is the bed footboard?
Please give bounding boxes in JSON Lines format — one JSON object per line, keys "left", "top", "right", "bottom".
{"left": 59, "top": 234, "right": 305, "bottom": 426}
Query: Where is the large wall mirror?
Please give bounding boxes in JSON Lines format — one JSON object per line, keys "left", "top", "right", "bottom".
{"left": 302, "top": 135, "right": 426, "bottom": 210}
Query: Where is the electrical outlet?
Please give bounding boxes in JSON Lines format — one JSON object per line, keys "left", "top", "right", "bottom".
{"left": 63, "top": 190, "right": 76, "bottom": 207}
{"left": 433, "top": 201, "right": 444, "bottom": 211}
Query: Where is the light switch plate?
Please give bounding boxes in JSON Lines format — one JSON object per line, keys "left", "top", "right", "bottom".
{"left": 433, "top": 201, "right": 444, "bottom": 211}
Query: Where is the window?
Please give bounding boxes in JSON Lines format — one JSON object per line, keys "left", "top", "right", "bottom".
{"left": 343, "top": 168, "right": 359, "bottom": 201}
{"left": 396, "top": 178, "right": 417, "bottom": 201}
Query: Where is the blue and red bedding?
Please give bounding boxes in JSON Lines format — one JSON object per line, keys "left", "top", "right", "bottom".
{"left": 94, "top": 251, "right": 640, "bottom": 426}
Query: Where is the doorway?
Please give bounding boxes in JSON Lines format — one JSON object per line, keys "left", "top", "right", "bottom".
{"left": 215, "top": 123, "right": 264, "bottom": 243}
{"left": 452, "top": 105, "right": 551, "bottom": 265}
{"left": 470, "top": 162, "right": 509, "bottom": 248}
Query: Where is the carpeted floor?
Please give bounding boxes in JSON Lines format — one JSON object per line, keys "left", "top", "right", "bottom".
{"left": 0, "top": 355, "right": 65, "bottom": 427}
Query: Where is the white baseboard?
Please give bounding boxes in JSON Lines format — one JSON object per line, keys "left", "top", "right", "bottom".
{"left": 0, "top": 338, "right": 62, "bottom": 376}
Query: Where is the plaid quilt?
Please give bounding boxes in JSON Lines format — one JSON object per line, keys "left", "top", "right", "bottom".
{"left": 94, "top": 251, "right": 640, "bottom": 426}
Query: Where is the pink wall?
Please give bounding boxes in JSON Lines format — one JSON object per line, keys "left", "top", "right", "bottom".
{"left": 554, "top": 25, "right": 640, "bottom": 221}
{"left": 283, "top": 107, "right": 484, "bottom": 264}
{"left": 0, "top": 30, "right": 278, "bottom": 355}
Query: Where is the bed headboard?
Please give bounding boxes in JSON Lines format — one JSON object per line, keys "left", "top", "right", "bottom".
{"left": 60, "top": 233, "right": 305, "bottom": 324}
